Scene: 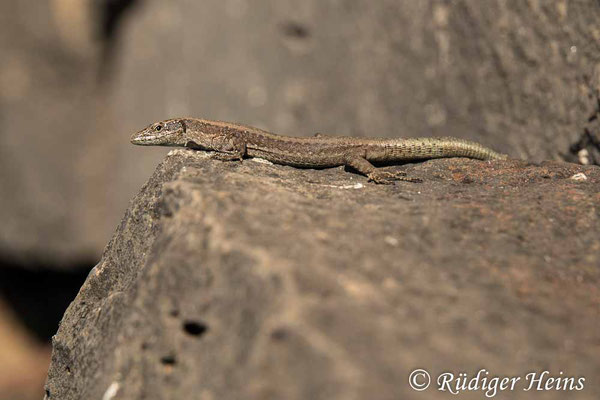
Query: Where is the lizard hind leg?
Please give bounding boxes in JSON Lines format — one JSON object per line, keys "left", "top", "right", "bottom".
{"left": 368, "top": 170, "right": 423, "bottom": 184}
{"left": 343, "top": 155, "right": 422, "bottom": 184}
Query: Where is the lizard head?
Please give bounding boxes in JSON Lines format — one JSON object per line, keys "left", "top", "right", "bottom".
{"left": 131, "top": 119, "right": 188, "bottom": 146}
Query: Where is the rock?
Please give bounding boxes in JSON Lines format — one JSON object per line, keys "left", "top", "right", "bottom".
{"left": 45, "top": 151, "right": 600, "bottom": 400}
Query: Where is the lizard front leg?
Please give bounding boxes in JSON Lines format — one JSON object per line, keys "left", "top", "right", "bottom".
{"left": 344, "top": 154, "right": 422, "bottom": 184}
{"left": 209, "top": 135, "right": 247, "bottom": 162}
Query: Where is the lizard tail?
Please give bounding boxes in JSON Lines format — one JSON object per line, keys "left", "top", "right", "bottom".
{"left": 389, "top": 137, "right": 508, "bottom": 161}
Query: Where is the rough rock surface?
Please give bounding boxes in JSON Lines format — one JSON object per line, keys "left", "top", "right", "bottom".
{"left": 45, "top": 151, "right": 600, "bottom": 400}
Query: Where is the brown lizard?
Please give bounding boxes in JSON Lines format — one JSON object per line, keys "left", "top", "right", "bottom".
{"left": 131, "top": 118, "right": 507, "bottom": 184}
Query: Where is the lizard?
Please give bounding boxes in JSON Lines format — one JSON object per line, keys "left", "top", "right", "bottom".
{"left": 131, "top": 117, "right": 508, "bottom": 184}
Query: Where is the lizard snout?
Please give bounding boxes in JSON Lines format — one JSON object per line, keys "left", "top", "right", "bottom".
{"left": 130, "top": 128, "right": 154, "bottom": 145}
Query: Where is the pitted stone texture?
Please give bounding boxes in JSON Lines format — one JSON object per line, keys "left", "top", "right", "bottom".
{"left": 45, "top": 151, "right": 600, "bottom": 400}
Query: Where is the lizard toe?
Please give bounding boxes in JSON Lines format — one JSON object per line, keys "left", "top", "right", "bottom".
{"left": 367, "top": 170, "right": 397, "bottom": 184}
{"left": 367, "top": 170, "right": 422, "bottom": 184}
{"left": 398, "top": 177, "right": 423, "bottom": 183}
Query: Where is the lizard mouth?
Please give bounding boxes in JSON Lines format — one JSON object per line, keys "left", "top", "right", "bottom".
{"left": 131, "top": 135, "right": 146, "bottom": 145}
{"left": 131, "top": 131, "right": 155, "bottom": 145}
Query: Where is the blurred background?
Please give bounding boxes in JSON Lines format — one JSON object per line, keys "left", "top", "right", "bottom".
{"left": 1, "top": 0, "right": 599, "bottom": 398}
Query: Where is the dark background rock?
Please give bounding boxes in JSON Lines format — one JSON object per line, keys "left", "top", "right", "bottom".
{"left": 45, "top": 152, "right": 599, "bottom": 399}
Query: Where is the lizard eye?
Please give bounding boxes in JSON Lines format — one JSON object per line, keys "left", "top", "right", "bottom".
{"left": 155, "top": 125, "right": 162, "bottom": 132}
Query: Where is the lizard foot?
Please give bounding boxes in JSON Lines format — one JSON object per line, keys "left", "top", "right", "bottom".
{"left": 396, "top": 176, "right": 423, "bottom": 183}
{"left": 367, "top": 170, "right": 423, "bottom": 184}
